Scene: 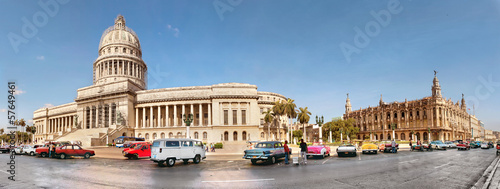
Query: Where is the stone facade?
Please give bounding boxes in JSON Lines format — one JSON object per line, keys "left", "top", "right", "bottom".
{"left": 32, "top": 15, "right": 287, "bottom": 146}
{"left": 344, "top": 73, "right": 479, "bottom": 142}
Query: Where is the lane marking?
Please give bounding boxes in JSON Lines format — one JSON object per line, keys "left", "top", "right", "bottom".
{"left": 202, "top": 178, "right": 275, "bottom": 183}
{"left": 434, "top": 162, "right": 450, "bottom": 169}
{"left": 0, "top": 170, "right": 10, "bottom": 175}
{"left": 322, "top": 157, "right": 330, "bottom": 164}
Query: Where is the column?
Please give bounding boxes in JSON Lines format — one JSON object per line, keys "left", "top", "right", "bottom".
{"left": 57, "top": 118, "right": 60, "bottom": 132}
{"left": 208, "top": 104, "right": 211, "bottom": 126}
{"left": 190, "top": 104, "right": 194, "bottom": 117}
{"left": 142, "top": 107, "right": 146, "bottom": 128}
{"left": 96, "top": 106, "right": 100, "bottom": 128}
{"left": 158, "top": 106, "right": 161, "bottom": 127}
{"left": 111, "top": 60, "right": 114, "bottom": 75}
{"left": 135, "top": 108, "right": 139, "bottom": 128}
{"left": 199, "top": 104, "right": 203, "bottom": 126}
{"left": 150, "top": 106, "right": 154, "bottom": 127}
{"left": 182, "top": 105, "right": 186, "bottom": 126}
{"left": 173, "top": 105, "right": 177, "bottom": 126}
{"left": 166, "top": 105, "right": 169, "bottom": 127}
{"left": 108, "top": 105, "right": 112, "bottom": 127}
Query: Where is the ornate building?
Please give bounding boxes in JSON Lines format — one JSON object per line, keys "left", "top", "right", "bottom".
{"left": 32, "top": 15, "right": 287, "bottom": 146}
{"left": 344, "top": 72, "right": 473, "bottom": 142}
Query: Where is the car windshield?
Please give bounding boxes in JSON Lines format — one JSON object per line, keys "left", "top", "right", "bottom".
{"left": 134, "top": 144, "right": 144, "bottom": 150}
{"left": 255, "top": 143, "right": 273, "bottom": 148}
{"left": 152, "top": 141, "right": 160, "bottom": 147}
{"left": 433, "top": 141, "right": 443, "bottom": 144}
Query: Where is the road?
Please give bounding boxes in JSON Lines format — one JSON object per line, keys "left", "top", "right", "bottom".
{"left": 0, "top": 148, "right": 495, "bottom": 189}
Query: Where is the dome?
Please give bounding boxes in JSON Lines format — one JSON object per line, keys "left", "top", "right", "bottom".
{"left": 98, "top": 15, "right": 141, "bottom": 51}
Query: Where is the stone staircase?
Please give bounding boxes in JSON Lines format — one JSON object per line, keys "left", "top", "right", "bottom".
{"left": 52, "top": 128, "right": 78, "bottom": 141}
{"left": 56, "top": 128, "right": 110, "bottom": 147}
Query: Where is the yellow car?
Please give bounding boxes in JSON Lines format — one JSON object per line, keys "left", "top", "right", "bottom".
{"left": 361, "top": 143, "right": 378, "bottom": 154}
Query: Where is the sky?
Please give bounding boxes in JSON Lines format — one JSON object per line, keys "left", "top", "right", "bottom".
{"left": 0, "top": 0, "right": 500, "bottom": 131}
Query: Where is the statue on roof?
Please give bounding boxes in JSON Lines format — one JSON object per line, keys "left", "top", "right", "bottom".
{"left": 434, "top": 70, "right": 438, "bottom": 76}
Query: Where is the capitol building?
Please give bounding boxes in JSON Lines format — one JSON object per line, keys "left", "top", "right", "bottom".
{"left": 32, "top": 15, "right": 287, "bottom": 146}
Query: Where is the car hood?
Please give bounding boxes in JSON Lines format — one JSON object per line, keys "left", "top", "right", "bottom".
{"left": 308, "top": 146, "right": 327, "bottom": 150}
{"left": 245, "top": 148, "right": 274, "bottom": 153}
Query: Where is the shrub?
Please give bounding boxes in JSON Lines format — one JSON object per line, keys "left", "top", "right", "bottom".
{"left": 107, "top": 143, "right": 114, "bottom": 146}
{"left": 214, "top": 143, "right": 223, "bottom": 149}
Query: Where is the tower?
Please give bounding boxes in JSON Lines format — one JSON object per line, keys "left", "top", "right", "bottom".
{"left": 379, "top": 94, "right": 384, "bottom": 106}
{"left": 432, "top": 70, "right": 442, "bottom": 98}
{"left": 345, "top": 93, "right": 352, "bottom": 114}
{"left": 461, "top": 93, "right": 466, "bottom": 110}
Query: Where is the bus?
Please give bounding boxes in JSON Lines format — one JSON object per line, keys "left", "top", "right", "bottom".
{"left": 114, "top": 136, "right": 145, "bottom": 148}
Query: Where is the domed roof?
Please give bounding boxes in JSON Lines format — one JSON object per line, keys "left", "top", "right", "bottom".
{"left": 98, "top": 15, "right": 141, "bottom": 50}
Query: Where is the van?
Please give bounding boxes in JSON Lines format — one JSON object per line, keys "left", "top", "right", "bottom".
{"left": 150, "top": 138, "right": 206, "bottom": 167}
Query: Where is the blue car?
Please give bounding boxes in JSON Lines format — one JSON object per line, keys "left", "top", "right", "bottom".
{"left": 243, "top": 141, "right": 289, "bottom": 165}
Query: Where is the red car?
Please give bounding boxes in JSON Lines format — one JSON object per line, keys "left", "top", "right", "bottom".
{"left": 55, "top": 144, "right": 95, "bottom": 159}
{"left": 35, "top": 142, "right": 62, "bottom": 157}
{"left": 123, "top": 143, "right": 151, "bottom": 159}
{"left": 122, "top": 142, "right": 149, "bottom": 154}
{"left": 457, "top": 143, "right": 470, "bottom": 151}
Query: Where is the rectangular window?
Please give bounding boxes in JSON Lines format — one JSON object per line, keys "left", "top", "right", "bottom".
{"left": 241, "top": 110, "right": 246, "bottom": 125}
{"left": 260, "top": 119, "right": 264, "bottom": 125}
{"left": 260, "top": 108, "right": 263, "bottom": 114}
{"left": 165, "top": 141, "right": 179, "bottom": 147}
{"left": 224, "top": 110, "right": 228, "bottom": 125}
{"left": 233, "top": 110, "right": 238, "bottom": 125}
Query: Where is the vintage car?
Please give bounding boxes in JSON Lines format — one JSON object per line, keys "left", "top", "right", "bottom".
{"left": 337, "top": 144, "right": 357, "bottom": 157}
{"left": 470, "top": 141, "right": 480, "bottom": 148}
{"left": 430, "top": 141, "right": 447, "bottom": 150}
{"left": 457, "top": 143, "right": 470, "bottom": 150}
{"left": 35, "top": 142, "right": 62, "bottom": 157}
{"left": 481, "top": 142, "right": 490, "bottom": 149}
{"left": 0, "top": 145, "right": 14, "bottom": 153}
{"left": 246, "top": 141, "right": 261, "bottom": 150}
{"left": 361, "top": 143, "right": 378, "bottom": 154}
{"left": 444, "top": 141, "right": 457, "bottom": 148}
{"left": 411, "top": 143, "right": 433, "bottom": 151}
{"left": 122, "top": 142, "right": 149, "bottom": 154}
{"left": 124, "top": 143, "right": 151, "bottom": 159}
{"left": 243, "top": 141, "right": 286, "bottom": 165}
{"left": 13, "top": 145, "right": 41, "bottom": 156}
{"left": 379, "top": 141, "right": 399, "bottom": 153}
{"left": 307, "top": 144, "right": 330, "bottom": 158}
{"left": 151, "top": 138, "right": 206, "bottom": 167}
{"left": 55, "top": 144, "right": 95, "bottom": 159}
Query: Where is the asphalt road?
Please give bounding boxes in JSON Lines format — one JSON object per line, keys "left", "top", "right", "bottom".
{"left": 0, "top": 148, "right": 496, "bottom": 189}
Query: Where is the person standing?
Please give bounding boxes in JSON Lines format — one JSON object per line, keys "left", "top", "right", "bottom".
{"left": 284, "top": 140, "right": 290, "bottom": 165}
{"left": 300, "top": 139, "right": 307, "bottom": 165}
{"left": 409, "top": 140, "right": 412, "bottom": 151}
{"left": 49, "top": 143, "right": 54, "bottom": 158}
{"left": 391, "top": 140, "right": 396, "bottom": 153}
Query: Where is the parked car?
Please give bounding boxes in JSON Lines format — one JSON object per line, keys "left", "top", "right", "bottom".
{"left": 0, "top": 145, "right": 14, "bottom": 153}
{"left": 457, "top": 143, "right": 470, "bottom": 150}
{"left": 151, "top": 138, "right": 206, "bottom": 167}
{"left": 122, "top": 142, "right": 149, "bottom": 154}
{"left": 488, "top": 142, "right": 495, "bottom": 149}
{"left": 361, "top": 143, "right": 378, "bottom": 154}
{"left": 242, "top": 141, "right": 286, "bottom": 165}
{"left": 470, "top": 141, "right": 480, "bottom": 148}
{"left": 379, "top": 141, "right": 399, "bottom": 153}
{"left": 430, "top": 141, "right": 447, "bottom": 150}
{"left": 55, "top": 144, "right": 95, "bottom": 159}
{"left": 337, "top": 144, "right": 357, "bottom": 157}
{"left": 14, "top": 145, "right": 40, "bottom": 156}
{"left": 307, "top": 144, "right": 330, "bottom": 158}
{"left": 412, "top": 143, "right": 433, "bottom": 151}
{"left": 444, "top": 141, "right": 457, "bottom": 148}
{"left": 124, "top": 143, "right": 151, "bottom": 159}
{"left": 481, "top": 143, "right": 490, "bottom": 149}
{"left": 35, "top": 142, "right": 62, "bottom": 157}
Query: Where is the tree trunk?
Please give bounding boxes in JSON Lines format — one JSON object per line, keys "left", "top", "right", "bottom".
{"left": 267, "top": 123, "right": 270, "bottom": 141}
{"left": 303, "top": 123, "right": 306, "bottom": 142}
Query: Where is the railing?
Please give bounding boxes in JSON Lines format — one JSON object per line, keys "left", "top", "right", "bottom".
{"left": 98, "top": 125, "right": 126, "bottom": 144}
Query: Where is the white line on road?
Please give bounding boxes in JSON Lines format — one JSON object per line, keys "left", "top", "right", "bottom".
{"left": 399, "top": 159, "right": 419, "bottom": 164}
{"left": 434, "top": 162, "right": 450, "bottom": 169}
{"left": 322, "top": 158, "right": 330, "bottom": 164}
{"left": 0, "top": 170, "right": 10, "bottom": 175}
{"left": 202, "top": 178, "right": 275, "bottom": 183}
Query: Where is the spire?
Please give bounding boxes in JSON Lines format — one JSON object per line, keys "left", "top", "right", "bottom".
{"left": 379, "top": 94, "right": 384, "bottom": 106}
{"left": 432, "top": 70, "right": 442, "bottom": 98}
{"left": 461, "top": 93, "right": 466, "bottom": 110}
{"left": 115, "top": 14, "right": 126, "bottom": 29}
{"left": 345, "top": 93, "right": 352, "bottom": 114}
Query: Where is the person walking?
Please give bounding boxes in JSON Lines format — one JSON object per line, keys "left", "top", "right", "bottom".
{"left": 48, "top": 143, "right": 54, "bottom": 158}
{"left": 409, "top": 140, "right": 412, "bottom": 151}
{"left": 300, "top": 139, "right": 307, "bottom": 165}
{"left": 391, "top": 140, "right": 396, "bottom": 153}
{"left": 284, "top": 140, "right": 290, "bottom": 165}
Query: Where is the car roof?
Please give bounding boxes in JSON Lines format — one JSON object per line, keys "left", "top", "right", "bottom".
{"left": 153, "top": 138, "right": 202, "bottom": 142}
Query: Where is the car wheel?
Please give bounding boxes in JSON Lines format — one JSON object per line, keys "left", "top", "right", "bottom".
{"left": 166, "top": 158, "right": 175, "bottom": 167}
{"left": 183, "top": 159, "right": 189, "bottom": 164}
{"left": 193, "top": 155, "right": 201, "bottom": 164}
{"left": 30, "top": 152, "right": 35, "bottom": 156}
{"left": 60, "top": 153, "right": 66, "bottom": 159}
{"left": 84, "top": 153, "right": 91, "bottom": 159}
{"left": 268, "top": 156, "right": 276, "bottom": 164}
{"left": 251, "top": 159, "right": 258, "bottom": 165}
{"left": 133, "top": 154, "right": 139, "bottom": 160}
{"left": 127, "top": 156, "right": 132, "bottom": 160}
{"left": 157, "top": 161, "right": 165, "bottom": 167}
{"left": 322, "top": 152, "right": 326, "bottom": 158}
{"left": 41, "top": 152, "right": 47, "bottom": 158}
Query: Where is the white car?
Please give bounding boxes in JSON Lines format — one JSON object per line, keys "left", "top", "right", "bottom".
{"left": 336, "top": 144, "right": 357, "bottom": 157}
{"left": 14, "top": 145, "right": 40, "bottom": 156}
{"left": 150, "top": 138, "right": 206, "bottom": 167}
{"left": 481, "top": 143, "right": 489, "bottom": 149}
{"left": 444, "top": 141, "right": 457, "bottom": 148}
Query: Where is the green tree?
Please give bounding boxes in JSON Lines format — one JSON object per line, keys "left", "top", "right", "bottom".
{"left": 292, "top": 130, "right": 303, "bottom": 142}
{"left": 283, "top": 98, "right": 297, "bottom": 142}
{"left": 262, "top": 109, "right": 274, "bottom": 141}
{"left": 0, "top": 128, "right": 4, "bottom": 135}
{"left": 272, "top": 100, "right": 285, "bottom": 141}
{"left": 297, "top": 107, "right": 311, "bottom": 142}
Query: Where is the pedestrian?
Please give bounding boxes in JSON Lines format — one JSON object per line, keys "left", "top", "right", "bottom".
{"left": 205, "top": 144, "right": 208, "bottom": 152}
{"left": 300, "top": 139, "right": 307, "bottom": 165}
{"left": 391, "top": 140, "right": 396, "bottom": 153}
{"left": 49, "top": 143, "right": 54, "bottom": 157}
{"left": 284, "top": 140, "right": 290, "bottom": 165}
{"left": 409, "top": 140, "right": 412, "bottom": 151}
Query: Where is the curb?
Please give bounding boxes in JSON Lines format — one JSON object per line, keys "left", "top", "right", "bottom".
{"left": 482, "top": 157, "right": 500, "bottom": 189}
{"left": 472, "top": 156, "right": 499, "bottom": 189}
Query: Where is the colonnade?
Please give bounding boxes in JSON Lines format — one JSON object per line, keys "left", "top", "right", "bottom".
{"left": 94, "top": 59, "right": 146, "bottom": 81}
{"left": 84, "top": 103, "right": 117, "bottom": 129}
{"left": 44, "top": 116, "right": 74, "bottom": 134}
{"left": 135, "top": 103, "right": 211, "bottom": 128}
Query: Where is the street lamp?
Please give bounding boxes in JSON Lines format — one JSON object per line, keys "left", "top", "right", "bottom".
{"left": 316, "top": 115, "right": 324, "bottom": 143}
{"left": 428, "top": 127, "right": 431, "bottom": 143}
{"left": 390, "top": 123, "right": 396, "bottom": 141}
{"left": 183, "top": 114, "right": 194, "bottom": 139}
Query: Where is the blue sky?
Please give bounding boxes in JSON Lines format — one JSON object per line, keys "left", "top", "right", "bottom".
{"left": 1, "top": 0, "right": 500, "bottom": 131}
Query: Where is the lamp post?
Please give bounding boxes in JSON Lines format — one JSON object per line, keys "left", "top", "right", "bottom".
{"left": 183, "top": 114, "right": 193, "bottom": 138}
{"left": 391, "top": 123, "right": 396, "bottom": 141}
{"left": 428, "top": 127, "right": 431, "bottom": 143}
{"left": 316, "top": 115, "right": 324, "bottom": 143}
{"left": 340, "top": 128, "right": 343, "bottom": 143}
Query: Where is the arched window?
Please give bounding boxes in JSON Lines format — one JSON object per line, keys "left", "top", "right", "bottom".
{"left": 357, "top": 135, "right": 361, "bottom": 140}
{"left": 416, "top": 132, "right": 421, "bottom": 140}
{"left": 153, "top": 133, "right": 157, "bottom": 140}
{"left": 233, "top": 131, "right": 238, "bottom": 141}
{"left": 242, "top": 131, "right": 247, "bottom": 141}
{"left": 203, "top": 132, "right": 207, "bottom": 139}
{"left": 224, "top": 131, "right": 229, "bottom": 141}
{"left": 387, "top": 134, "right": 391, "bottom": 140}
{"left": 123, "top": 48, "right": 126, "bottom": 53}
{"left": 169, "top": 132, "right": 173, "bottom": 138}
{"left": 161, "top": 132, "right": 165, "bottom": 139}
{"left": 145, "top": 133, "right": 150, "bottom": 140}
{"left": 261, "top": 132, "right": 264, "bottom": 138}
{"left": 380, "top": 134, "right": 383, "bottom": 141}
{"left": 138, "top": 133, "right": 142, "bottom": 138}
{"left": 194, "top": 132, "right": 199, "bottom": 139}
{"left": 177, "top": 132, "right": 182, "bottom": 138}
{"left": 423, "top": 132, "right": 428, "bottom": 140}
{"left": 115, "top": 47, "right": 118, "bottom": 52}
{"left": 401, "top": 133, "right": 406, "bottom": 140}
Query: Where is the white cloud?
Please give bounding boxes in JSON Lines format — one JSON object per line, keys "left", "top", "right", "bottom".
{"left": 27, "top": 120, "right": 33, "bottom": 125}
{"left": 14, "top": 89, "right": 25, "bottom": 95}
{"left": 36, "top": 56, "right": 45, "bottom": 60}
{"left": 42, "top": 104, "right": 54, "bottom": 108}
{"left": 0, "top": 109, "right": 6, "bottom": 112}
{"left": 167, "top": 24, "right": 180, "bottom": 38}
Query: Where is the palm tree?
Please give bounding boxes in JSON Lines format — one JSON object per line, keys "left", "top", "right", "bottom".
{"left": 18, "top": 119, "right": 26, "bottom": 144}
{"left": 0, "top": 128, "right": 4, "bottom": 135}
{"left": 283, "top": 98, "right": 297, "bottom": 142}
{"left": 297, "top": 107, "right": 311, "bottom": 142}
{"left": 263, "top": 109, "right": 274, "bottom": 141}
{"left": 272, "top": 100, "right": 285, "bottom": 141}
